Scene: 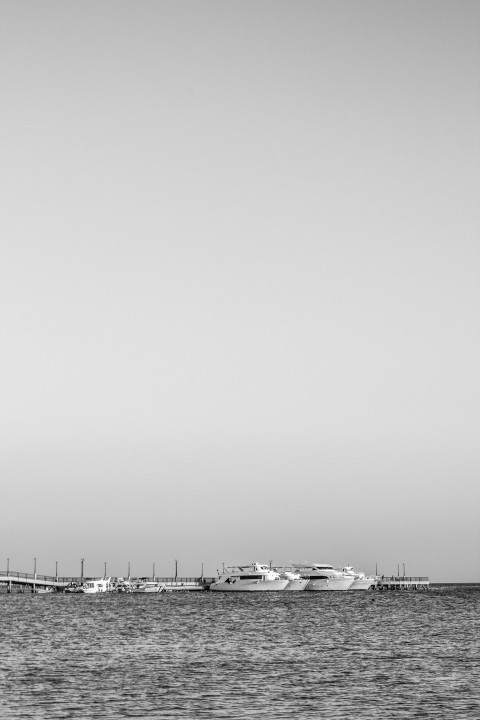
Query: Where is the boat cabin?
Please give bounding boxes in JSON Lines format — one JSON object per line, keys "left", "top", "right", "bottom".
{"left": 82, "top": 578, "right": 112, "bottom": 593}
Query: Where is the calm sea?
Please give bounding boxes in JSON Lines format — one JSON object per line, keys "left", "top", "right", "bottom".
{"left": 0, "top": 586, "right": 478, "bottom": 719}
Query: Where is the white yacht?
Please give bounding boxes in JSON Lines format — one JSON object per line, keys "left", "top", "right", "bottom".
{"left": 293, "top": 563, "right": 355, "bottom": 591}
{"left": 342, "top": 566, "right": 377, "bottom": 590}
{"left": 209, "top": 563, "right": 290, "bottom": 592}
{"left": 278, "top": 570, "right": 309, "bottom": 591}
{"left": 82, "top": 578, "right": 113, "bottom": 594}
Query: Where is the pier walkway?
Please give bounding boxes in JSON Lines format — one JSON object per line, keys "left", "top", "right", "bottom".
{"left": 0, "top": 571, "right": 77, "bottom": 591}
{"left": 0, "top": 570, "right": 213, "bottom": 592}
{"left": 376, "top": 576, "right": 429, "bottom": 590}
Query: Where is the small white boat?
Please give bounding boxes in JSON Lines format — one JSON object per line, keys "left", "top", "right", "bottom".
{"left": 342, "top": 566, "right": 377, "bottom": 590}
{"left": 130, "top": 581, "right": 165, "bottom": 593}
{"left": 163, "top": 582, "right": 204, "bottom": 591}
{"left": 35, "top": 586, "right": 55, "bottom": 594}
{"left": 82, "top": 577, "right": 113, "bottom": 594}
{"left": 209, "top": 563, "right": 290, "bottom": 592}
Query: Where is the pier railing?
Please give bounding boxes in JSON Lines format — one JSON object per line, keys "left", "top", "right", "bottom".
{"left": 376, "top": 576, "right": 429, "bottom": 590}
{"left": 0, "top": 571, "right": 80, "bottom": 586}
{"left": 377, "top": 576, "right": 429, "bottom": 582}
{"left": 1, "top": 572, "right": 78, "bottom": 581}
{"left": 0, "top": 571, "right": 214, "bottom": 588}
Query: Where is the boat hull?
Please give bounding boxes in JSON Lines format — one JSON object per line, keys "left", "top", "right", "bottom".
{"left": 304, "top": 577, "right": 355, "bottom": 591}
{"left": 349, "top": 577, "right": 376, "bottom": 590}
{"left": 210, "top": 579, "right": 289, "bottom": 592}
{"left": 131, "top": 583, "right": 165, "bottom": 593}
{"left": 163, "top": 583, "right": 204, "bottom": 591}
{"left": 285, "top": 578, "right": 309, "bottom": 591}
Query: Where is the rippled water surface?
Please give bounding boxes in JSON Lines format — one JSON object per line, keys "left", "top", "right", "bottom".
{"left": 0, "top": 586, "right": 479, "bottom": 719}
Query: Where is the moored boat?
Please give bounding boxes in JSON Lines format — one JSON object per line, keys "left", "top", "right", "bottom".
{"left": 130, "top": 581, "right": 165, "bottom": 593}
{"left": 342, "top": 566, "right": 377, "bottom": 590}
{"left": 115, "top": 579, "right": 133, "bottom": 592}
{"left": 293, "top": 563, "right": 355, "bottom": 591}
{"left": 163, "top": 582, "right": 204, "bottom": 591}
{"left": 82, "top": 577, "right": 113, "bottom": 594}
{"left": 209, "top": 563, "right": 289, "bottom": 592}
{"left": 279, "top": 570, "right": 309, "bottom": 591}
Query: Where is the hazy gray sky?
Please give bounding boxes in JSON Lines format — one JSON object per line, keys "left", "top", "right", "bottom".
{"left": 1, "top": 0, "right": 479, "bottom": 581}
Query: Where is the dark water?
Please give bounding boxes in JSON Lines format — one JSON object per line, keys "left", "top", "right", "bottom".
{"left": 0, "top": 586, "right": 479, "bottom": 719}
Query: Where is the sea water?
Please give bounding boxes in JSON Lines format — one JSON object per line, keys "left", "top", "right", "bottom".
{"left": 0, "top": 586, "right": 478, "bottom": 719}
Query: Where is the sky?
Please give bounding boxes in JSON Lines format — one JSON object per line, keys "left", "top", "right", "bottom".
{"left": 1, "top": 0, "right": 479, "bottom": 582}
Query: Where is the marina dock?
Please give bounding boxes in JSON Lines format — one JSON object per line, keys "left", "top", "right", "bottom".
{"left": 0, "top": 569, "right": 430, "bottom": 592}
